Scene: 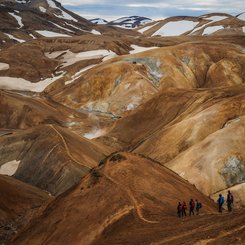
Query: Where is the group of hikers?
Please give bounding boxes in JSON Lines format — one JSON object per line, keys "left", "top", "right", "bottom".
{"left": 177, "top": 199, "right": 202, "bottom": 218}
{"left": 177, "top": 190, "right": 234, "bottom": 218}
{"left": 217, "top": 190, "right": 234, "bottom": 213}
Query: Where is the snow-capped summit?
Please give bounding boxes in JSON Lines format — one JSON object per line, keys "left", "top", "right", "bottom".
{"left": 108, "top": 16, "right": 153, "bottom": 29}
{"left": 90, "top": 18, "right": 108, "bottom": 25}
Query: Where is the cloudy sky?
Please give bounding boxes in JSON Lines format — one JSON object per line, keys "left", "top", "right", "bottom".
{"left": 59, "top": 0, "right": 244, "bottom": 21}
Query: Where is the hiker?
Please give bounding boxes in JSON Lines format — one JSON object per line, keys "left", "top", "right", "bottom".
{"left": 195, "top": 199, "right": 202, "bottom": 215}
{"left": 227, "top": 190, "right": 234, "bottom": 212}
{"left": 189, "top": 198, "right": 195, "bottom": 216}
{"left": 217, "top": 194, "right": 224, "bottom": 213}
{"left": 177, "top": 202, "right": 182, "bottom": 218}
{"left": 181, "top": 201, "right": 187, "bottom": 217}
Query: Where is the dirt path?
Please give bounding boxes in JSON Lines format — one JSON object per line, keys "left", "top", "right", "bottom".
{"left": 104, "top": 172, "right": 159, "bottom": 224}
{"left": 49, "top": 125, "right": 92, "bottom": 169}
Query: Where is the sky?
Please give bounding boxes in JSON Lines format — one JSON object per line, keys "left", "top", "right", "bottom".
{"left": 58, "top": 0, "right": 245, "bottom": 21}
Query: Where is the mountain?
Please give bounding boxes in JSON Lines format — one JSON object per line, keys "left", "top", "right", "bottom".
{"left": 49, "top": 39, "right": 245, "bottom": 116}
{"left": 138, "top": 13, "right": 245, "bottom": 36}
{"left": 90, "top": 18, "right": 108, "bottom": 25}
{"left": 0, "top": 1, "right": 245, "bottom": 244}
{"left": 107, "top": 16, "right": 153, "bottom": 28}
{"left": 12, "top": 153, "right": 219, "bottom": 244}
{"left": 0, "top": 0, "right": 137, "bottom": 47}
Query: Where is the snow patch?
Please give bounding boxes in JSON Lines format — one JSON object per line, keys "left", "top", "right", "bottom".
{"left": 8, "top": 12, "right": 24, "bottom": 28}
{"left": 102, "top": 50, "right": 117, "bottom": 61}
{"left": 65, "top": 22, "right": 88, "bottom": 32}
{"left": 65, "top": 65, "right": 97, "bottom": 85}
{"left": 91, "top": 29, "right": 101, "bottom": 35}
{"left": 0, "top": 73, "right": 65, "bottom": 92}
{"left": 39, "top": 6, "right": 46, "bottom": 13}
{"left": 61, "top": 50, "right": 115, "bottom": 67}
{"left": 153, "top": 20, "right": 198, "bottom": 36}
{"left": 15, "top": 0, "right": 28, "bottom": 4}
{"left": 4, "top": 33, "right": 25, "bottom": 43}
{"left": 29, "top": 33, "right": 36, "bottom": 39}
{"left": 49, "top": 21, "right": 73, "bottom": 33}
{"left": 36, "top": 30, "right": 71, "bottom": 37}
{"left": 47, "top": 0, "right": 57, "bottom": 8}
{"left": 47, "top": 0, "right": 78, "bottom": 22}
{"left": 138, "top": 22, "right": 159, "bottom": 33}
{"left": 202, "top": 25, "right": 224, "bottom": 35}
{"left": 129, "top": 45, "right": 158, "bottom": 54}
{"left": 0, "top": 160, "right": 20, "bottom": 176}
{"left": 0, "top": 63, "right": 10, "bottom": 71}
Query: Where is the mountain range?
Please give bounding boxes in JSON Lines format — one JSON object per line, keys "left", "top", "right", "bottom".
{"left": 0, "top": 0, "right": 245, "bottom": 244}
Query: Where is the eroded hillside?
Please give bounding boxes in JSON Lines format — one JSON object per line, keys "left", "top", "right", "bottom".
{"left": 0, "top": 1, "right": 245, "bottom": 244}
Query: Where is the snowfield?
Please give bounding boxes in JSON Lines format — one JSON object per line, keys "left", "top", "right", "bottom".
{"left": 202, "top": 25, "right": 224, "bottom": 35}
{"left": 35, "top": 30, "right": 71, "bottom": 37}
{"left": 153, "top": 20, "right": 198, "bottom": 36}
{"left": 60, "top": 50, "right": 116, "bottom": 67}
{"left": 0, "top": 73, "right": 64, "bottom": 92}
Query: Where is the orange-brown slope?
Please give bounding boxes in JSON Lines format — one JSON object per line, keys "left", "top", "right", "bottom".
{"left": 97, "top": 88, "right": 230, "bottom": 150}
{"left": 134, "top": 86, "right": 245, "bottom": 163}
{"left": 0, "top": 125, "right": 112, "bottom": 195}
{"left": 0, "top": 90, "right": 85, "bottom": 129}
{"left": 96, "top": 86, "right": 245, "bottom": 203}
{"left": 95, "top": 209, "right": 245, "bottom": 245}
{"left": 13, "top": 152, "right": 216, "bottom": 245}
{"left": 50, "top": 39, "right": 245, "bottom": 116}
{"left": 0, "top": 175, "right": 51, "bottom": 244}
{"left": 0, "top": 89, "right": 116, "bottom": 140}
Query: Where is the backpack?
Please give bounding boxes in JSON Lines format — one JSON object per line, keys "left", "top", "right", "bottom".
{"left": 228, "top": 194, "right": 234, "bottom": 203}
{"left": 221, "top": 196, "right": 224, "bottom": 205}
{"left": 191, "top": 201, "right": 195, "bottom": 208}
{"left": 199, "top": 202, "right": 202, "bottom": 208}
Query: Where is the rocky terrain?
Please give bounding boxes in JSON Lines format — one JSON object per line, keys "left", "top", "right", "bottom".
{"left": 0, "top": 0, "right": 244, "bottom": 244}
